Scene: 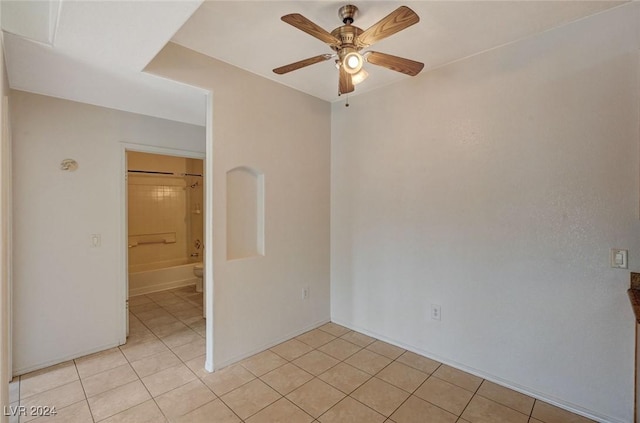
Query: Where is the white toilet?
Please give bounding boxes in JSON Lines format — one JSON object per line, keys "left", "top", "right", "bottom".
{"left": 193, "top": 263, "right": 206, "bottom": 317}
{"left": 194, "top": 263, "right": 204, "bottom": 292}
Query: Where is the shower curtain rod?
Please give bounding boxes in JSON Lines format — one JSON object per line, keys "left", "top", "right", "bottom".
{"left": 128, "top": 170, "right": 203, "bottom": 177}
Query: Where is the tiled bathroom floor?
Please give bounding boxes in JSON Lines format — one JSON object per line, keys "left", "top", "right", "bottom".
{"left": 8, "top": 286, "right": 594, "bottom": 423}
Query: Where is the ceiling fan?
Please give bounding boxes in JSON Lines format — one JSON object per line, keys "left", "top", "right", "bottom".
{"left": 273, "top": 4, "right": 424, "bottom": 96}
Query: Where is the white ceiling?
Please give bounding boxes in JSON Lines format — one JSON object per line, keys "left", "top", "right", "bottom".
{"left": 1, "top": 1, "right": 628, "bottom": 125}
{"left": 2, "top": 0, "right": 208, "bottom": 126}
{"left": 172, "top": 1, "right": 627, "bottom": 102}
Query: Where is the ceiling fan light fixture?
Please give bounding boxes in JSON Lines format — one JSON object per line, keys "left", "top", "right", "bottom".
{"left": 275, "top": 5, "right": 423, "bottom": 97}
{"left": 343, "top": 50, "right": 363, "bottom": 74}
{"left": 351, "top": 68, "right": 368, "bottom": 85}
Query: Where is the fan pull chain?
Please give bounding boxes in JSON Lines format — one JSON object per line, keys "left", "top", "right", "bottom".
{"left": 345, "top": 94, "right": 350, "bottom": 107}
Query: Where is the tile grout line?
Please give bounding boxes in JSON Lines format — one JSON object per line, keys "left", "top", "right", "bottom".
{"left": 127, "top": 291, "right": 206, "bottom": 421}
{"left": 236, "top": 325, "right": 368, "bottom": 422}
{"left": 454, "top": 371, "right": 484, "bottom": 422}
{"left": 472, "top": 382, "right": 537, "bottom": 419}
{"left": 190, "top": 392, "right": 246, "bottom": 423}
{"left": 137, "top": 291, "right": 247, "bottom": 422}
{"left": 303, "top": 328, "right": 438, "bottom": 422}
{"left": 348, "top": 357, "right": 446, "bottom": 422}
{"left": 117, "top": 339, "right": 174, "bottom": 423}
{"left": 232, "top": 352, "right": 304, "bottom": 421}
{"left": 134, "top": 293, "right": 204, "bottom": 349}
{"left": 215, "top": 382, "right": 268, "bottom": 422}
{"left": 19, "top": 364, "right": 90, "bottom": 423}
{"left": 378, "top": 361, "right": 445, "bottom": 421}
{"left": 530, "top": 399, "right": 539, "bottom": 423}
{"left": 20, "top": 385, "right": 89, "bottom": 423}
{"left": 257, "top": 342, "right": 342, "bottom": 421}
{"left": 312, "top": 337, "right": 404, "bottom": 422}
{"left": 19, "top": 323, "right": 370, "bottom": 423}
{"left": 127, "top": 321, "right": 227, "bottom": 422}
{"left": 310, "top": 335, "right": 495, "bottom": 423}
{"left": 128, "top": 313, "right": 203, "bottom": 359}
{"left": 15, "top": 311, "right": 592, "bottom": 423}
{"left": 71, "top": 360, "right": 96, "bottom": 423}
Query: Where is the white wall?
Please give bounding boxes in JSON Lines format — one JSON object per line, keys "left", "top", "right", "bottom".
{"left": 331, "top": 4, "right": 639, "bottom": 423}
{"left": 0, "top": 0, "right": 11, "bottom": 418}
{"left": 146, "top": 44, "right": 331, "bottom": 368}
{"left": 10, "top": 91, "right": 205, "bottom": 374}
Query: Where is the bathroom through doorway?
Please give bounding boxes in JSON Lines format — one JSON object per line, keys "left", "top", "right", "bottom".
{"left": 121, "top": 146, "right": 207, "bottom": 365}
{"left": 127, "top": 151, "right": 204, "bottom": 298}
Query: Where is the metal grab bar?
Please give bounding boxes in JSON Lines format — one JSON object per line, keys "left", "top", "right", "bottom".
{"left": 128, "top": 239, "right": 173, "bottom": 248}
{"left": 128, "top": 232, "right": 177, "bottom": 248}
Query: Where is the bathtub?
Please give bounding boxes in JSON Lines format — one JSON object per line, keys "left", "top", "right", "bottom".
{"left": 129, "top": 259, "right": 200, "bottom": 296}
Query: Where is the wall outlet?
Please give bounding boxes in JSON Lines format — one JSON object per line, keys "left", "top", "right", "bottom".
{"left": 302, "top": 287, "right": 309, "bottom": 300}
{"left": 431, "top": 304, "right": 441, "bottom": 321}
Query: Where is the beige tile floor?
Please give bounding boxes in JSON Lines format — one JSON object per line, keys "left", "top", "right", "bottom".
{"left": 8, "top": 286, "right": 595, "bottom": 423}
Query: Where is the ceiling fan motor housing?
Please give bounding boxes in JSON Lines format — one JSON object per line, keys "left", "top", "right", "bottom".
{"left": 331, "top": 25, "right": 363, "bottom": 52}
{"left": 334, "top": 4, "right": 363, "bottom": 51}
{"left": 339, "top": 5, "right": 358, "bottom": 24}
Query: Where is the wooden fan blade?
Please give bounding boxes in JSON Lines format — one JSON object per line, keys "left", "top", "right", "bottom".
{"left": 366, "top": 51, "right": 424, "bottom": 76}
{"left": 273, "top": 54, "right": 332, "bottom": 75}
{"left": 282, "top": 14, "right": 341, "bottom": 46}
{"left": 339, "top": 66, "right": 354, "bottom": 95}
{"left": 356, "top": 6, "right": 419, "bottom": 47}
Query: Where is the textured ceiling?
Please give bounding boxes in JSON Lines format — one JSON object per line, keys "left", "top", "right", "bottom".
{"left": 1, "top": 1, "right": 629, "bottom": 125}
{"left": 172, "top": 1, "right": 627, "bottom": 102}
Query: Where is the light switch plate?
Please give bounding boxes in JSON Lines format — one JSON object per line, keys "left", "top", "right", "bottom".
{"left": 610, "top": 248, "right": 628, "bottom": 269}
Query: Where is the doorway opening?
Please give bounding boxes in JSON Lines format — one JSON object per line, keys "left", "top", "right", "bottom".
{"left": 122, "top": 146, "right": 207, "bottom": 366}
{"left": 127, "top": 151, "right": 204, "bottom": 296}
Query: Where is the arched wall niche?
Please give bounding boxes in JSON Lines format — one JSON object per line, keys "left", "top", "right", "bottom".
{"left": 226, "top": 166, "right": 265, "bottom": 260}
